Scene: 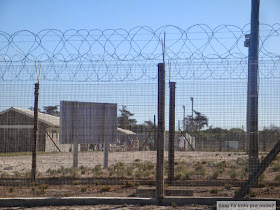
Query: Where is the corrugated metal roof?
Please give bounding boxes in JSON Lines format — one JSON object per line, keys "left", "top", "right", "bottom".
{"left": 0, "top": 107, "right": 60, "bottom": 127}
{"left": 117, "top": 127, "right": 136, "bottom": 135}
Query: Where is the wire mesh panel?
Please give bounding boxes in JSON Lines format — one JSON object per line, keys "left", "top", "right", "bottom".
{"left": 0, "top": 24, "right": 280, "bottom": 199}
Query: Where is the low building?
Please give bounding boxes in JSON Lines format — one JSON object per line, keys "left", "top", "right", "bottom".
{"left": 0, "top": 107, "right": 136, "bottom": 153}
{"left": 0, "top": 107, "right": 68, "bottom": 152}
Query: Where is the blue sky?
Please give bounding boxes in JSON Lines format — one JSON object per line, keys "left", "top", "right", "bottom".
{"left": 1, "top": 1, "right": 280, "bottom": 130}
{"left": 0, "top": 0, "right": 280, "bottom": 32}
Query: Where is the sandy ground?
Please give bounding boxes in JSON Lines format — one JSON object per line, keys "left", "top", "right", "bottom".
{"left": 0, "top": 151, "right": 279, "bottom": 209}
{"left": 0, "top": 151, "right": 248, "bottom": 175}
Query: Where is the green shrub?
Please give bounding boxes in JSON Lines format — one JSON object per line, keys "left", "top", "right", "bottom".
{"left": 224, "top": 184, "right": 232, "bottom": 190}
{"left": 13, "top": 171, "right": 21, "bottom": 177}
{"left": 64, "top": 192, "right": 70, "bottom": 197}
{"left": 109, "top": 162, "right": 126, "bottom": 177}
{"left": 69, "top": 168, "right": 79, "bottom": 177}
{"left": 141, "top": 161, "right": 155, "bottom": 171}
{"left": 258, "top": 182, "right": 266, "bottom": 188}
{"left": 46, "top": 168, "right": 57, "bottom": 176}
{"left": 175, "top": 164, "right": 190, "bottom": 180}
{"left": 81, "top": 187, "right": 87, "bottom": 192}
{"left": 1, "top": 172, "right": 9, "bottom": 178}
{"left": 240, "top": 170, "right": 248, "bottom": 179}
{"left": 209, "top": 188, "right": 219, "bottom": 194}
{"left": 126, "top": 165, "right": 134, "bottom": 176}
{"left": 73, "top": 181, "right": 80, "bottom": 185}
{"left": 8, "top": 187, "right": 14, "bottom": 193}
{"left": 211, "top": 171, "right": 219, "bottom": 180}
{"left": 194, "top": 162, "right": 205, "bottom": 176}
{"left": 230, "top": 170, "right": 238, "bottom": 179}
{"left": 39, "top": 184, "right": 49, "bottom": 190}
{"left": 79, "top": 166, "right": 88, "bottom": 175}
{"left": 217, "top": 161, "right": 227, "bottom": 171}
{"left": 132, "top": 161, "right": 155, "bottom": 178}
{"left": 92, "top": 165, "right": 103, "bottom": 176}
{"left": 249, "top": 190, "right": 257, "bottom": 197}
{"left": 125, "top": 181, "right": 136, "bottom": 188}
{"left": 101, "top": 186, "right": 111, "bottom": 192}
{"left": 143, "top": 171, "right": 151, "bottom": 177}
{"left": 172, "top": 202, "right": 177, "bottom": 207}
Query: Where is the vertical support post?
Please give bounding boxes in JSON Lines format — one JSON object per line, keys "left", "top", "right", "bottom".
{"left": 190, "top": 97, "right": 194, "bottom": 118}
{"left": 168, "top": 82, "right": 176, "bottom": 182}
{"left": 247, "top": 0, "right": 260, "bottom": 176}
{"left": 183, "top": 106, "right": 185, "bottom": 131}
{"left": 31, "top": 82, "right": 39, "bottom": 181}
{"left": 156, "top": 63, "right": 165, "bottom": 200}
{"left": 154, "top": 115, "right": 156, "bottom": 150}
{"left": 73, "top": 143, "right": 79, "bottom": 168}
{"left": 73, "top": 102, "right": 78, "bottom": 168}
{"left": 103, "top": 104, "right": 109, "bottom": 169}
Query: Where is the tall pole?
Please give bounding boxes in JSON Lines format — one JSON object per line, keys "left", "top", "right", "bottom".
{"left": 190, "top": 97, "right": 194, "bottom": 118}
{"left": 31, "top": 82, "right": 39, "bottom": 181}
{"left": 154, "top": 115, "right": 156, "bottom": 150}
{"left": 168, "top": 82, "right": 176, "bottom": 182}
{"left": 247, "top": 0, "right": 260, "bottom": 176}
{"left": 156, "top": 63, "right": 165, "bottom": 200}
{"left": 183, "top": 105, "right": 185, "bottom": 131}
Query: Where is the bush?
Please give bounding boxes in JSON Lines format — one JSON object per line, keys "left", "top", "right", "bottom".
{"left": 124, "top": 181, "right": 136, "bottom": 188}
{"left": 230, "top": 170, "right": 238, "bottom": 179}
{"left": 1, "top": 172, "right": 9, "bottom": 178}
{"left": 211, "top": 171, "right": 219, "bottom": 180}
{"left": 92, "top": 165, "right": 103, "bottom": 176}
{"left": 209, "top": 188, "right": 219, "bottom": 194}
{"left": 81, "top": 187, "right": 87, "bottom": 192}
{"left": 8, "top": 187, "right": 14, "bottom": 193}
{"left": 224, "top": 184, "right": 232, "bottom": 190}
{"left": 73, "top": 181, "right": 80, "bottom": 185}
{"left": 216, "top": 161, "right": 227, "bottom": 172}
{"left": 101, "top": 186, "right": 111, "bottom": 192}
{"left": 175, "top": 164, "right": 191, "bottom": 180}
{"left": 249, "top": 190, "right": 257, "bottom": 197}
{"left": 194, "top": 162, "right": 205, "bottom": 176}
{"left": 39, "top": 184, "right": 49, "bottom": 190}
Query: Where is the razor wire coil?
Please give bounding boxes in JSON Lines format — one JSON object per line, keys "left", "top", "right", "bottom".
{"left": 0, "top": 24, "right": 279, "bottom": 81}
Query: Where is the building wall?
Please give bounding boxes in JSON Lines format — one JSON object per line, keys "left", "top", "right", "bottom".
{"left": 0, "top": 110, "right": 46, "bottom": 153}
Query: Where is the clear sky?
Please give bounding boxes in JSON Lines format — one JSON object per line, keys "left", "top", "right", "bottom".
{"left": 0, "top": 0, "right": 280, "bottom": 33}
{"left": 1, "top": 1, "right": 280, "bottom": 130}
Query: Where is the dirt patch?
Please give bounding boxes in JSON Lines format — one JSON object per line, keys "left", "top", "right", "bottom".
{"left": 0, "top": 151, "right": 279, "bottom": 199}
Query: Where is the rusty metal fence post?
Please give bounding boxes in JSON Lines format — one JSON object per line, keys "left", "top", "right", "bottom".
{"left": 168, "top": 82, "right": 176, "bottom": 182}
{"left": 31, "top": 82, "right": 39, "bottom": 181}
{"left": 156, "top": 63, "right": 165, "bottom": 200}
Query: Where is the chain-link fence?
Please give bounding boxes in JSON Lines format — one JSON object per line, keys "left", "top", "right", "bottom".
{"left": 0, "top": 24, "right": 280, "bottom": 199}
